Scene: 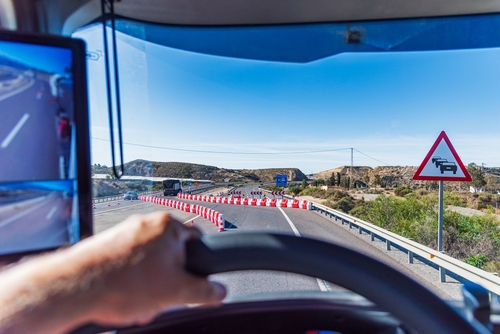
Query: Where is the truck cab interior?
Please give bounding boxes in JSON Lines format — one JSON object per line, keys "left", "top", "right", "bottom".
{"left": 2, "top": 0, "right": 500, "bottom": 333}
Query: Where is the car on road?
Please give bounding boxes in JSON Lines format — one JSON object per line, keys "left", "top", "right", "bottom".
{"left": 440, "top": 162, "right": 458, "bottom": 174}
{"left": 122, "top": 191, "right": 138, "bottom": 200}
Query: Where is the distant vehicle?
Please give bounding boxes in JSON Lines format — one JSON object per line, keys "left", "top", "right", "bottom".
{"left": 163, "top": 179, "right": 182, "bottom": 196}
{"left": 440, "top": 162, "right": 457, "bottom": 174}
{"left": 431, "top": 156, "right": 441, "bottom": 163}
{"left": 123, "top": 191, "right": 138, "bottom": 200}
{"left": 434, "top": 158, "right": 448, "bottom": 167}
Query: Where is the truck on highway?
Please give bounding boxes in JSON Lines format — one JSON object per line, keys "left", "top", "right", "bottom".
{"left": 162, "top": 179, "right": 182, "bottom": 196}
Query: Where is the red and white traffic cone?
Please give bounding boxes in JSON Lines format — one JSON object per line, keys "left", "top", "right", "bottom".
{"left": 218, "top": 214, "right": 225, "bottom": 232}
{"left": 107, "top": 199, "right": 110, "bottom": 207}
{"left": 117, "top": 199, "right": 120, "bottom": 205}
{"left": 93, "top": 203, "right": 96, "bottom": 209}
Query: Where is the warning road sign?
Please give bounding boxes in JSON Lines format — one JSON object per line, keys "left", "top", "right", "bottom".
{"left": 413, "top": 131, "right": 471, "bottom": 182}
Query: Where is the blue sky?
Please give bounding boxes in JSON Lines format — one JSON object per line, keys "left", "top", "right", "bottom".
{"left": 0, "top": 41, "right": 72, "bottom": 74}
{"left": 74, "top": 24, "right": 500, "bottom": 173}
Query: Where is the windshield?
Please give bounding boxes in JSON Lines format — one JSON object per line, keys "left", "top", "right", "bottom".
{"left": 74, "top": 14, "right": 500, "bottom": 302}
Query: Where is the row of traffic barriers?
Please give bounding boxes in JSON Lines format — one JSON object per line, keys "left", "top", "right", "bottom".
{"left": 177, "top": 193, "right": 311, "bottom": 210}
{"left": 140, "top": 196, "right": 225, "bottom": 232}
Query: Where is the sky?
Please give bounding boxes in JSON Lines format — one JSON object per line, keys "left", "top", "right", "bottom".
{"left": 73, "top": 23, "right": 500, "bottom": 174}
{"left": 0, "top": 41, "right": 72, "bottom": 74}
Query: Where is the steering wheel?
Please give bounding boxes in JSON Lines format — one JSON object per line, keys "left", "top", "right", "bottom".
{"left": 185, "top": 233, "right": 488, "bottom": 334}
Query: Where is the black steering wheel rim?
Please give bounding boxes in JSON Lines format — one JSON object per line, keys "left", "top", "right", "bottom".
{"left": 185, "top": 233, "right": 487, "bottom": 334}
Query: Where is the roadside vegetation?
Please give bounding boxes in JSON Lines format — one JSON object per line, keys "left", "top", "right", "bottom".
{"left": 280, "top": 179, "right": 500, "bottom": 272}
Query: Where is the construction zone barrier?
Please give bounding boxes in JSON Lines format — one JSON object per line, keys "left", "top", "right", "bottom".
{"left": 175, "top": 193, "right": 311, "bottom": 210}
{"left": 141, "top": 196, "right": 224, "bottom": 231}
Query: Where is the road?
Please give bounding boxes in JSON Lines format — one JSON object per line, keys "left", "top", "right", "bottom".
{"left": 94, "top": 185, "right": 462, "bottom": 301}
{"left": 0, "top": 66, "right": 73, "bottom": 182}
{"left": 0, "top": 190, "right": 72, "bottom": 254}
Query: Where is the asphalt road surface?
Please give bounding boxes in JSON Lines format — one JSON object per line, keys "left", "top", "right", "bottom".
{"left": 0, "top": 69, "right": 72, "bottom": 182}
{"left": 93, "top": 187, "right": 460, "bottom": 301}
{"left": 0, "top": 190, "right": 72, "bottom": 254}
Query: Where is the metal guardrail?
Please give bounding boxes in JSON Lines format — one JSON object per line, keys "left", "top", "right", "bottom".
{"left": 186, "top": 185, "right": 218, "bottom": 195}
{"left": 92, "top": 191, "right": 153, "bottom": 203}
{"left": 311, "top": 202, "right": 500, "bottom": 300}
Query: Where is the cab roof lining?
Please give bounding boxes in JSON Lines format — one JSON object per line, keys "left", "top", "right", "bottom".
{"left": 30, "top": 0, "right": 500, "bottom": 35}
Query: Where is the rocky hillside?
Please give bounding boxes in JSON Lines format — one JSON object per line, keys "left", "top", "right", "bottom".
{"left": 94, "top": 160, "right": 308, "bottom": 183}
{"left": 314, "top": 165, "right": 500, "bottom": 191}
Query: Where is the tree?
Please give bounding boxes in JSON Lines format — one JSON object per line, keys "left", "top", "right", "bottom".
{"left": 329, "top": 172, "right": 336, "bottom": 186}
{"left": 313, "top": 179, "right": 326, "bottom": 187}
{"left": 301, "top": 179, "right": 308, "bottom": 189}
{"left": 467, "top": 163, "right": 487, "bottom": 190}
{"left": 373, "top": 174, "right": 381, "bottom": 187}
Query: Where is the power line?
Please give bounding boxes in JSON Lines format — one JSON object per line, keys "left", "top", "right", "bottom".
{"left": 91, "top": 137, "right": 389, "bottom": 165}
{"left": 91, "top": 137, "right": 352, "bottom": 155}
{"left": 353, "top": 148, "right": 389, "bottom": 166}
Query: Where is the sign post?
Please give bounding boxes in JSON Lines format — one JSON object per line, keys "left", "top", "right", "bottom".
{"left": 413, "top": 131, "right": 471, "bottom": 282}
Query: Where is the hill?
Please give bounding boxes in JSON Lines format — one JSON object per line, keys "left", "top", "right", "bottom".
{"left": 93, "top": 160, "right": 308, "bottom": 183}
{"left": 314, "top": 165, "right": 500, "bottom": 192}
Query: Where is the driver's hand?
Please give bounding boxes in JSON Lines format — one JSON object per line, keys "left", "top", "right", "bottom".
{"left": 73, "top": 211, "right": 227, "bottom": 326}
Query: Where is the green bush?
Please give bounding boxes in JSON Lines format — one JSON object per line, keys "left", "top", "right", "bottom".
{"left": 415, "top": 189, "right": 428, "bottom": 197}
{"left": 464, "top": 254, "right": 488, "bottom": 268}
{"left": 288, "top": 185, "right": 302, "bottom": 195}
{"left": 394, "top": 186, "right": 413, "bottom": 197}
{"left": 483, "top": 260, "right": 500, "bottom": 273}
{"left": 443, "top": 192, "right": 466, "bottom": 207}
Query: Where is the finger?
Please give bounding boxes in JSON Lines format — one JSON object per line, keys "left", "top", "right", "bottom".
{"left": 185, "top": 224, "right": 202, "bottom": 239}
{"left": 177, "top": 278, "right": 227, "bottom": 305}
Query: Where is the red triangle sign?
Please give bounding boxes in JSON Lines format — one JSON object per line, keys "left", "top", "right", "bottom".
{"left": 413, "top": 131, "right": 472, "bottom": 182}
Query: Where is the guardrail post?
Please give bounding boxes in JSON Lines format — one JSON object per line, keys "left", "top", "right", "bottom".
{"left": 491, "top": 273, "right": 499, "bottom": 304}
{"left": 358, "top": 226, "right": 362, "bottom": 234}
{"left": 386, "top": 239, "right": 391, "bottom": 251}
{"left": 370, "top": 232, "right": 374, "bottom": 242}
{"left": 349, "top": 221, "right": 352, "bottom": 229}
{"left": 439, "top": 267, "right": 446, "bottom": 282}
{"left": 407, "top": 238, "right": 414, "bottom": 264}
{"left": 439, "top": 251, "right": 446, "bottom": 282}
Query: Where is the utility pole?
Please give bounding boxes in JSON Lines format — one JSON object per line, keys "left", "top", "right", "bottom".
{"left": 349, "top": 148, "right": 353, "bottom": 189}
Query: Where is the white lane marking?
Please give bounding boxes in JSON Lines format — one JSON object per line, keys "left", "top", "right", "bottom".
{"left": 278, "top": 207, "right": 332, "bottom": 292}
{"left": 92, "top": 202, "right": 149, "bottom": 215}
{"left": 227, "top": 218, "right": 237, "bottom": 229}
{"left": 0, "top": 78, "right": 35, "bottom": 102}
{"left": 183, "top": 215, "right": 200, "bottom": 224}
{"left": 278, "top": 207, "right": 301, "bottom": 237}
{"left": 1, "top": 113, "right": 29, "bottom": 148}
{"left": 0, "top": 197, "right": 49, "bottom": 228}
{"left": 0, "top": 196, "right": 45, "bottom": 215}
{"left": 46, "top": 205, "right": 57, "bottom": 220}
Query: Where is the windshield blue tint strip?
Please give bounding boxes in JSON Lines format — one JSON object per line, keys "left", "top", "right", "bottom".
{"left": 112, "top": 14, "right": 500, "bottom": 63}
